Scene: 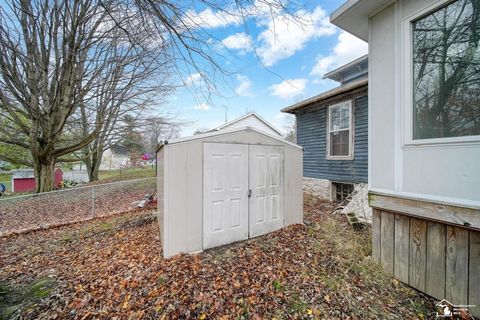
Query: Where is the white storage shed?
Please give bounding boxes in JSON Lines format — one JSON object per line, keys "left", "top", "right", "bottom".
{"left": 157, "top": 127, "right": 303, "bottom": 258}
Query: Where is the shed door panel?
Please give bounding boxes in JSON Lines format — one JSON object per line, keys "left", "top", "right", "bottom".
{"left": 249, "top": 145, "right": 284, "bottom": 237}
{"left": 203, "top": 143, "right": 249, "bottom": 249}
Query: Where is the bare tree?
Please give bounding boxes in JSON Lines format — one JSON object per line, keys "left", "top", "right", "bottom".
{"left": 143, "top": 117, "right": 187, "bottom": 154}
{"left": 283, "top": 114, "right": 297, "bottom": 143}
{"left": 74, "top": 25, "right": 173, "bottom": 181}
{"left": 0, "top": 0, "right": 301, "bottom": 192}
{"left": 0, "top": 0, "right": 171, "bottom": 191}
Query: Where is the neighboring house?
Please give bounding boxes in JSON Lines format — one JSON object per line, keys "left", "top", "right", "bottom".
{"left": 12, "top": 168, "right": 62, "bottom": 192}
{"left": 62, "top": 170, "right": 89, "bottom": 183}
{"left": 209, "top": 112, "right": 282, "bottom": 137}
{"left": 99, "top": 145, "right": 130, "bottom": 171}
{"left": 282, "top": 55, "right": 368, "bottom": 204}
{"left": 332, "top": 0, "right": 479, "bottom": 316}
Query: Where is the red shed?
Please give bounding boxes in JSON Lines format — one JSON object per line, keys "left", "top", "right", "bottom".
{"left": 12, "top": 168, "right": 63, "bottom": 193}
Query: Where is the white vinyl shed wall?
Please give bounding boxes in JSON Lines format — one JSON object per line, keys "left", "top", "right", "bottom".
{"left": 157, "top": 127, "right": 303, "bottom": 258}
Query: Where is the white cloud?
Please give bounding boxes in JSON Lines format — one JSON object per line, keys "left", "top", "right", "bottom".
{"left": 235, "top": 75, "right": 253, "bottom": 96}
{"left": 193, "top": 103, "right": 210, "bottom": 111}
{"left": 185, "top": 1, "right": 279, "bottom": 30}
{"left": 269, "top": 78, "right": 307, "bottom": 99}
{"left": 185, "top": 8, "right": 241, "bottom": 29}
{"left": 185, "top": 73, "right": 202, "bottom": 86}
{"left": 222, "top": 32, "right": 253, "bottom": 54}
{"left": 310, "top": 31, "right": 368, "bottom": 80}
{"left": 257, "top": 6, "right": 336, "bottom": 66}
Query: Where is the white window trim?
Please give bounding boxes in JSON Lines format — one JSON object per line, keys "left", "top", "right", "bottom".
{"left": 326, "top": 100, "right": 354, "bottom": 160}
{"left": 403, "top": 0, "right": 480, "bottom": 146}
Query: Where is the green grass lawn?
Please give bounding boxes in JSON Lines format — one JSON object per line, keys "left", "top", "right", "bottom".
{"left": 97, "top": 167, "right": 156, "bottom": 183}
{"left": 0, "top": 166, "right": 155, "bottom": 196}
{"left": 0, "top": 173, "right": 12, "bottom": 192}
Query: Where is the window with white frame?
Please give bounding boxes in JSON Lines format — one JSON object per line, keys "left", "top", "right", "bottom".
{"left": 328, "top": 101, "right": 352, "bottom": 158}
{"left": 412, "top": 0, "right": 480, "bottom": 140}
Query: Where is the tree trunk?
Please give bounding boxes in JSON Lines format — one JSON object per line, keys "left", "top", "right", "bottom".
{"left": 34, "top": 158, "right": 56, "bottom": 193}
{"left": 91, "top": 159, "right": 101, "bottom": 181}
{"left": 85, "top": 153, "right": 94, "bottom": 182}
{"left": 86, "top": 149, "right": 103, "bottom": 182}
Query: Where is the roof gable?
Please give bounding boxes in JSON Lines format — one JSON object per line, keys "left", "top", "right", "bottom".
{"left": 211, "top": 113, "right": 282, "bottom": 136}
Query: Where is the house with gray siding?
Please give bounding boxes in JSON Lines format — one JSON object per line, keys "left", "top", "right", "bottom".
{"left": 282, "top": 55, "right": 368, "bottom": 203}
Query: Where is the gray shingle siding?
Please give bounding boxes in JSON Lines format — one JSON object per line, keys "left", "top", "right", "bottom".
{"left": 296, "top": 92, "right": 368, "bottom": 183}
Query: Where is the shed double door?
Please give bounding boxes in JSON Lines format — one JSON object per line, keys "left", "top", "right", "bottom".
{"left": 203, "top": 143, "right": 284, "bottom": 249}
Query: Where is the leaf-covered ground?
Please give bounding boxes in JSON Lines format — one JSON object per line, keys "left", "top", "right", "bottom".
{"left": 0, "top": 194, "right": 435, "bottom": 319}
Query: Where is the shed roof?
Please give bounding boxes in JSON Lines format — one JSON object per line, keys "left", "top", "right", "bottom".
{"left": 156, "top": 126, "right": 302, "bottom": 152}
{"left": 281, "top": 78, "right": 368, "bottom": 114}
{"left": 12, "top": 169, "right": 35, "bottom": 179}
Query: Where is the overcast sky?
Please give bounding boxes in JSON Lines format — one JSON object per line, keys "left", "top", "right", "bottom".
{"left": 158, "top": 1, "right": 368, "bottom": 136}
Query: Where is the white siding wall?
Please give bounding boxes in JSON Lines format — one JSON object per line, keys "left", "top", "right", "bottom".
{"left": 221, "top": 114, "right": 280, "bottom": 136}
{"left": 369, "top": 0, "right": 480, "bottom": 206}
{"left": 369, "top": 5, "right": 396, "bottom": 191}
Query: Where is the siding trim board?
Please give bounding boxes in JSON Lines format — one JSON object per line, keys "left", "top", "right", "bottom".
{"left": 295, "top": 87, "right": 368, "bottom": 184}
{"left": 370, "top": 192, "right": 480, "bottom": 231}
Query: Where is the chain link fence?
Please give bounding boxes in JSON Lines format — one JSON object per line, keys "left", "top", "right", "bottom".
{"left": 0, "top": 177, "right": 156, "bottom": 236}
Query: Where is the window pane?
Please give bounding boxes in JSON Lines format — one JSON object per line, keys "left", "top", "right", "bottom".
{"left": 330, "top": 104, "right": 350, "bottom": 131}
{"left": 330, "top": 130, "right": 350, "bottom": 156}
{"left": 334, "top": 183, "right": 354, "bottom": 202}
{"left": 413, "top": 0, "right": 480, "bottom": 139}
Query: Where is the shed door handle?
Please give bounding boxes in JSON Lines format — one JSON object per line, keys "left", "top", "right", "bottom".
{"left": 248, "top": 189, "right": 252, "bottom": 198}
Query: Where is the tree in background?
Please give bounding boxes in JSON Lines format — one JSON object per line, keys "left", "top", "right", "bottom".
{"left": 77, "top": 22, "right": 173, "bottom": 181}
{"left": 143, "top": 117, "right": 186, "bottom": 155}
{"left": 283, "top": 114, "right": 297, "bottom": 143}
{"left": 119, "top": 115, "right": 145, "bottom": 167}
{"left": 0, "top": 0, "right": 301, "bottom": 192}
{"left": 0, "top": 0, "right": 172, "bottom": 191}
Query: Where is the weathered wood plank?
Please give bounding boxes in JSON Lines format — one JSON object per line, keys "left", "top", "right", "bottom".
{"left": 446, "top": 226, "right": 469, "bottom": 305}
{"left": 425, "top": 221, "right": 446, "bottom": 299}
{"left": 394, "top": 214, "right": 409, "bottom": 283}
{"left": 372, "top": 209, "right": 381, "bottom": 263}
{"left": 409, "top": 218, "right": 426, "bottom": 292}
{"left": 369, "top": 193, "right": 480, "bottom": 231}
{"left": 380, "top": 211, "right": 395, "bottom": 275}
{"left": 469, "top": 230, "right": 480, "bottom": 318}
